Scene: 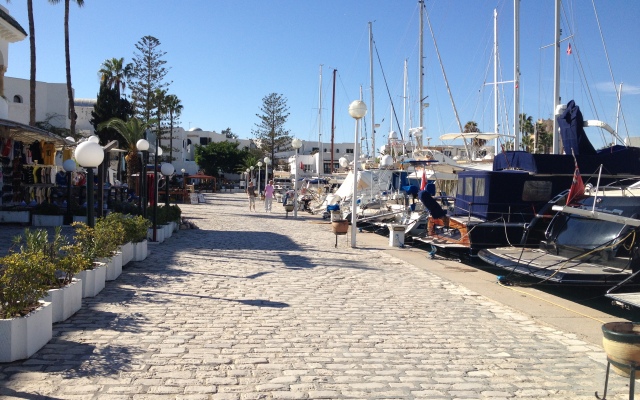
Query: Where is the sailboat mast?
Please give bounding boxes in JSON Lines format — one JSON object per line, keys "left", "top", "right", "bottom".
{"left": 369, "top": 21, "right": 375, "bottom": 161}
{"left": 552, "top": 0, "right": 561, "bottom": 154}
{"left": 419, "top": 0, "right": 424, "bottom": 132}
{"left": 513, "top": 0, "right": 520, "bottom": 151}
{"left": 330, "top": 69, "right": 337, "bottom": 172}
{"left": 318, "top": 64, "right": 323, "bottom": 177}
{"left": 494, "top": 8, "right": 499, "bottom": 156}
{"left": 403, "top": 59, "right": 408, "bottom": 145}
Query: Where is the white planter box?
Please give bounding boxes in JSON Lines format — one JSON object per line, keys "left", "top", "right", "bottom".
{"left": 163, "top": 224, "right": 172, "bottom": 238}
{"left": 147, "top": 227, "right": 165, "bottom": 243}
{"left": 77, "top": 263, "right": 106, "bottom": 298}
{"left": 132, "top": 240, "right": 148, "bottom": 261}
{"left": 32, "top": 215, "right": 64, "bottom": 227}
{"left": 105, "top": 252, "right": 123, "bottom": 281}
{"left": 43, "top": 279, "right": 82, "bottom": 323}
{"left": 0, "top": 301, "right": 52, "bottom": 363}
{"left": 120, "top": 242, "right": 134, "bottom": 266}
{"left": 0, "top": 210, "right": 30, "bottom": 223}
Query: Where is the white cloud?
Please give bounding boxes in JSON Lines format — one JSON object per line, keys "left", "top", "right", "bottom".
{"left": 595, "top": 82, "right": 640, "bottom": 95}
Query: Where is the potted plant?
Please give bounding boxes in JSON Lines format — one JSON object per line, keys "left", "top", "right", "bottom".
{"left": 93, "top": 215, "right": 125, "bottom": 281}
{"left": 14, "top": 227, "right": 88, "bottom": 323}
{"left": 71, "top": 222, "right": 107, "bottom": 298}
{"left": 0, "top": 248, "right": 54, "bottom": 362}
{"left": 126, "top": 215, "right": 151, "bottom": 261}
{"left": 32, "top": 202, "right": 64, "bottom": 227}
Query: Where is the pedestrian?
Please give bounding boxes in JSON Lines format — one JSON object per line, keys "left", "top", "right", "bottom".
{"left": 264, "top": 180, "right": 274, "bottom": 212}
{"left": 246, "top": 181, "right": 256, "bottom": 211}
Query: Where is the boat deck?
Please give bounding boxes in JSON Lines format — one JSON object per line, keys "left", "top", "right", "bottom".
{"left": 478, "top": 247, "right": 634, "bottom": 285}
{"left": 606, "top": 292, "right": 640, "bottom": 309}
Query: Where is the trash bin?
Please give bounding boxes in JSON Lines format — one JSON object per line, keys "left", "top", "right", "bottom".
{"left": 389, "top": 224, "right": 405, "bottom": 247}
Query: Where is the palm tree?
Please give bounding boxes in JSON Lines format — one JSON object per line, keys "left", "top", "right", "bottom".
{"left": 98, "top": 117, "right": 149, "bottom": 189}
{"left": 464, "top": 121, "right": 485, "bottom": 148}
{"left": 98, "top": 57, "right": 132, "bottom": 99}
{"left": 163, "top": 94, "right": 182, "bottom": 163}
{"left": 27, "top": 0, "right": 36, "bottom": 126}
{"left": 49, "top": 0, "right": 84, "bottom": 137}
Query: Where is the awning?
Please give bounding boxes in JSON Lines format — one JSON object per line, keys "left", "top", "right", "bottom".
{"left": 439, "top": 132, "right": 502, "bottom": 141}
{"left": 0, "top": 118, "right": 74, "bottom": 147}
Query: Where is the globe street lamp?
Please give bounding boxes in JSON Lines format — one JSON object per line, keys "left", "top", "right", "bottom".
{"left": 151, "top": 142, "right": 162, "bottom": 242}
{"left": 348, "top": 100, "right": 367, "bottom": 248}
{"left": 136, "top": 139, "right": 149, "bottom": 217}
{"left": 257, "top": 161, "right": 263, "bottom": 194}
{"left": 181, "top": 168, "right": 186, "bottom": 190}
{"left": 245, "top": 168, "right": 250, "bottom": 190}
{"left": 161, "top": 163, "right": 175, "bottom": 208}
{"left": 74, "top": 141, "right": 104, "bottom": 228}
{"left": 291, "top": 138, "right": 303, "bottom": 218}
{"left": 264, "top": 157, "right": 271, "bottom": 186}
{"left": 62, "top": 159, "right": 76, "bottom": 225}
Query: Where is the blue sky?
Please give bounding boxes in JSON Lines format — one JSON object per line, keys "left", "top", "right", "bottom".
{"left": 4, "top": 0, "right": 640, "bottom": 155}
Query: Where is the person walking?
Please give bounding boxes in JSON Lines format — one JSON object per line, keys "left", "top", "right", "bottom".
{"left": 264, "top": 180, "right": 274, "bottom": 212}
{"left": 246, "top": 181, "right": 257, "bottom": 211}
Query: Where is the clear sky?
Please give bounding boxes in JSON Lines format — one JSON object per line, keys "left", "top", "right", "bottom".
{"left": 4, "top": 0, "right": 640, "bottom": 155}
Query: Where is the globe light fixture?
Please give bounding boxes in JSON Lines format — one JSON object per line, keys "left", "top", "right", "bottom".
{"left": 161, "top": 163, "right": 175, "bottom": 208}
{"left": 88, "top": 135, "right": 100, "bottom": 144}
{"left": 291, "top": 138, "right": 303, "bottom": 218}
{"left": 181, "top": 168, "right": 186, "bottom": 190}
{"left": 257, "top": 161, "right": 263, "bottom": 194}
{"left": 74, "top": 141, "right": 104, "bottom": 228}
{"left": 348, "top": 100, "right": 367, "bottom": 248}
{"left": 136, "top": 139, "right": 150, "bottom": 217}
{"left": 263, "top": 157, "right": 271, "bottom": 186}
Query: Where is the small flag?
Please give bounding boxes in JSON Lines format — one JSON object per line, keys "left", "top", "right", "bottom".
{"left": 420, "top": 168, "right": 427, "bottom": 191}
{"left": 567, "top": 43, "right": 572, "bottom": 55}
{"left": 566, "top": 152, "right": 586, "bottom": 205}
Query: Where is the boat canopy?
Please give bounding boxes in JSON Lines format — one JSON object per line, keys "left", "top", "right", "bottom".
{"left": 439, "top": 132, "right": 501, "bottom": 141}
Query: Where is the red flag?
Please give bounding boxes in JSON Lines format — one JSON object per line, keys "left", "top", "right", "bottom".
{"left": 566, "top": 154, "right": 586, "bottom": 205}
{"left": 567, "top": 43, "right": 572, "bottom": 55}
{"left": 420, "top": 168, "right": 427, "bottom": 190}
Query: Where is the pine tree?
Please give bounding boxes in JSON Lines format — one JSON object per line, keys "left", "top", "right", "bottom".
{"left": 252, "top": 93, "right": 291, "bottom": 165}
{"left": 127, "top": 36, "right": 171, "bottom": 125}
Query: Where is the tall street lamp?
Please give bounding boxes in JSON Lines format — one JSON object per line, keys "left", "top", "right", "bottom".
{"left": 136, "top": 139, "right": 149, "bottom": 217}
{"left": 74, "top": 141, "right": 104, "bottom": 228}
{"left": 181, "top": 168, "right": 186, "bottom": 190}
{"left": 161, "top": 162, "right": 174, "bottom": 208}
{"left": 62, "top": 159, "right": 76, "bottom": 225}
{"left": 152, "top": 144, "right": 162, "bottom": 242}
{"left": 257, "top": 161, "right": 263, "bottom": 194}
{"left": 250, "top": 166, "right": 255, "bottom": 188}
{"left": 291, "top": 138, "right": 302, "bottom": 218}
{"left": 348, "top": 100, "right": 367, "bottom": 248}
{"left": 264, "top": 157, "right": 271, "bottom": 186}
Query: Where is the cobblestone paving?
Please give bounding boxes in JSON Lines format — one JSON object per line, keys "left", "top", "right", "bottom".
{"left": 0, "top": 193, "right": 632, "bottom": 399}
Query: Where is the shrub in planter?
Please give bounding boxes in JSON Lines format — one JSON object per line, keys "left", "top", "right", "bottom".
{"left": 122, "top": 215, "right": 151, "bottom": 243}
{"left": 94, "top": 215, "right": 125, "bottom": 259}
{"left": 70, "top": 222, "right": 98, "bottom": 265}
{"left": 0, "top": 251, "right": 54, "bottom": 318}
{"left": 111, "top": 201, "right": 140, "bottom": 216}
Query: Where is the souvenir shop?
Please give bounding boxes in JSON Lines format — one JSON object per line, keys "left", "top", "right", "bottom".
{"left": 0, "top": 121, "right": 81, "bottom": 211}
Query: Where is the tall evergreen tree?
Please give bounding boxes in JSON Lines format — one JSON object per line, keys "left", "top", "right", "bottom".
{"left": 163, "top": 94, "right": 182, "bottom": 163}
{"left": 252, "top": 93, "right": 291, "bottom": 164}
{"left": 90, "top": 83, "right": 133, "bottom": 145}
{"left": 128, "top": 36, "right": 171, "bottom": 126}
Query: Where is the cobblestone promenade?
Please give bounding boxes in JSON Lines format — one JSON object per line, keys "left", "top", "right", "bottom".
{"left": 0, "top": 193, "right": 632, "bottom": 399}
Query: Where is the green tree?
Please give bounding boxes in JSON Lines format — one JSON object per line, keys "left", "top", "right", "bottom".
{"left": 252, "top": 93, "right": 291, "bottom": 163}
{"left": 98, "top": 117, "right": 150, "bottom": 189}
{"left": 98, "top": 57, "right": 132, "bottom": 99}
{"left": 90, "top": 82, "right": 134, "bottom": 145}
{"left": 49, "top": 0, "right": 84, "bottom": 137}
{"left": 222, "top": 127, "right": 238, "bottom": 139}
{"left": 163, "top": 94, "right": 182, "bottom": 163}
{"left": 519, "top": 113, "right": 534, "bottom": 152}
{"left": 464, "top": 120, "right": 485, "bottom": 147}
{"left": 194, "top": 141, "right": 248, "bottom": 178}
{"left": 536, "top": 120, "right": 553, "bottom": 154}
{"left": 128, "top": 36, "right": 171, "bottom": 126}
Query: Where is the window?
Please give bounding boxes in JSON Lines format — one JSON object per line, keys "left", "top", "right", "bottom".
{"left": 323, "top": 148, "right": 328, "bottom": 152}
{"left": 346, "top": 149, "right": 354, "bottom": 154}
{"left": 312, "top": 147, "right": 319, "bottom": 152}
{"left": 13, "top": 95, "right": 22, "bottom": 103}
{"left": 522, "top": 181, "right": 553, "bottom": 201}
{"left": 336, "top": 149, "right": 340, "bottom": 153}
{"left": 474, "top": 177, "right": 485, "bottom": 197}
{"left": 199, "top": 137, "right": 211, "bottom": 145}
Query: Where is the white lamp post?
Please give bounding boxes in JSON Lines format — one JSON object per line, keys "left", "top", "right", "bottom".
{"left": 161, "top": 163, "right": 175, "bottom": 208}
{"left": 264, "top": 157, "right": 271, "bottom": 187}
{"left": 136, "top": 139, "right": 150, "bottom": 217}
{"left": 181, "top": 168, "right": 186, "bottom": 190}
{"left": 250, "top": 165, "right": 255, "bottom": 187}
{"left": 245, "top": 168, "right": 250, "bottom": 189}
{"left": 257, "top": 161, "right": 263, "bottom": 194}
{"left": 291, "top": 138, "right": 303, "bottom": 218}
{"left": 348, "top": 100, "right": 368, "bottom": 247}
{"left": 74, "top": 141, "right": 105, "bottom": 228}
